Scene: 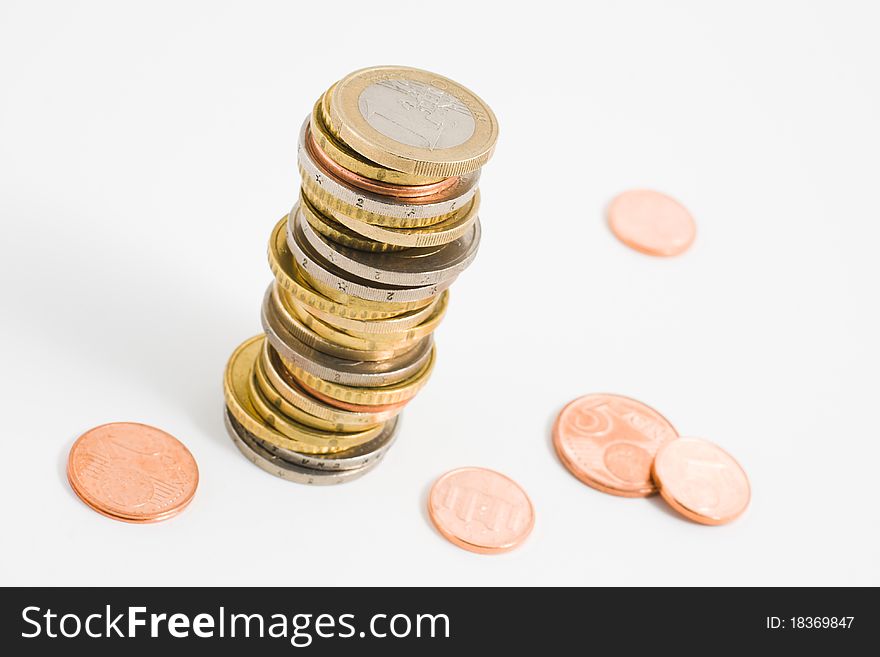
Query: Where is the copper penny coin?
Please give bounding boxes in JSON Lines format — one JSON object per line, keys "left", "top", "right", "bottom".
{"left": 652, "top": 437, "right": 750, "bottom": 526}
{"left": 67, "top": 422, "right": 198, "bottom": 523}
{"left": 608, "top": 189, "right": 696, "bottom": 256}
{"left": 428, "top": 467, "right": 534, "bottom": 555}
{"left": 553, "top": 393, "right": 679, "bottom": 497}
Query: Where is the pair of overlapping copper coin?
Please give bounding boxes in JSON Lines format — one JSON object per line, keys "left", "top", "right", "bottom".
{"left": 67, "top": 422, "right": 198, "bottom": 523}
{"left": 553, "top": 394, "right": 750, "bottom": 525}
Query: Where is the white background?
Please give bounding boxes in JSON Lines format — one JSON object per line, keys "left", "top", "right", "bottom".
{"left": 1, "top": 0, "right": 878, "bottom": 586}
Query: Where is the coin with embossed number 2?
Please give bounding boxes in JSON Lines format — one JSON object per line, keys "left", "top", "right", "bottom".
{"left": 553, "top": 394, "right": 679, "bottom": 497}
{"left": 428, "top": 467, "right": 534, "bottom": 554}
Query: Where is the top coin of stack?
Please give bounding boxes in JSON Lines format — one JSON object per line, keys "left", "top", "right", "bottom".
{"left": 223, "top": 66, "right": 498, "bottom": 484}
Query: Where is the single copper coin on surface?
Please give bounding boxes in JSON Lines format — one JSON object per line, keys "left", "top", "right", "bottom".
{"left": 608, "top": 189, "right": 696, "bottom": 256}
{"left": 67, "top": 422, "right": 198, "bottom": 523}
{"left": 428, "top": 467, "right": 534, "bottom": 555}
{"left": 553, "top": 393, "right": 678, "bottom": 497}
{"left": 652, "top": 437, "right": 750, "bottom": 526}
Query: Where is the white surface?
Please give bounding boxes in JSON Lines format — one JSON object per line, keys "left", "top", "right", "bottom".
{"left": 1, "top": 0, "right": 878, "bottom": 587}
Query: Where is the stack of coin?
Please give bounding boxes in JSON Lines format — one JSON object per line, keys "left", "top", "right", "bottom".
{"left": 224, "top": 66, "right": 498, "bottom": 484}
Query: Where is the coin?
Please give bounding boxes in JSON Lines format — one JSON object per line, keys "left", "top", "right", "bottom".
{"left": 252, "top": 350, "right": 380, "bottom": 433}
{"left": 269, "top": 215, "right": 415, "bottom": 320}
{"left": 67, "top": 422, "right": 198, "bottom": 523}
{"left": 261, "top": 342, "right": 404, "bottom": 425}
{"left": 297, "top": 203, "right": 481, "bottom": 287}
{"left": 224, "top": 335, "right": 378, "bottom": 454}
{"left": 283, "top": 287, "right": 447, "bottom": 335}
{"left": 607, "top": 189, "right": 696, "bottom": 256}
{"left": 264, "top": 283, "right": 416, "bottom": 361}
{"left": 306, "top": 121, "right": 460, "bottom": 198}
{"left": 292, "top": 372, "right": 411, "bottom": 413}
{"left": 247, "top": 365, "right": 383, "bottom": 444}
{"left": 652, "top": 437, "right": 751, "bottom": 525}
{"left": 300, "top": 191, "right": 405, "bottom": 253}
{"left": 285, "top": 344, "right": 435, "bottom": 406}
{"left": 264, "top": 296, "right": 434, "bottom": 388}
{"left": 298, "top": 119, "right": 480, "bottom": 226}
{"left": 553, "top": 393, "right": 679, "bottom": 497}
{"left": 327, "top": 66, "right": 499, "bottom": 177}
{"left": 287, "top": 210, "right": 452, "bottom": 305}
{"left": 223, "top": 409, "right": 385, "bottom": 485}
{"left": 283, "top": 289, "right": 440, "bottom": 351}
{"left": 305, "top": 187, "right": 481, "bottom": 248}
{"left": 311, "top": 87, "right": 445, "bottom": 186}
{"left": 427, "top": 467, "right": 534, "bottom": 554}
{"left": 229, "top": 406, "right": 398, "bottom": 472}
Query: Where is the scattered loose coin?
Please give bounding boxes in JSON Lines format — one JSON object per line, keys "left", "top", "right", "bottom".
{"left": 428, "top": 467, "right": 534, "bottom": 554}
{"left": 608, "top": 189, "right": 696, "bottom": 256}
{"left": 67, "top": 422, "right": 198, "bottom": 523}
{"left": 652, "top": 437, "right": 751, "bottom": 525}
{"left": 553, "top": 393, "right": 679, "bottom": 497}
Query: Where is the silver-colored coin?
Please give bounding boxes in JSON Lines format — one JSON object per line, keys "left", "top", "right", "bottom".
{"left": 287, "top": 207, "right": 453, "bottom": 304}
{"left": 358, "top": 79, "right": 476, "bottom": 149}
{"left": 223, "top": 409, "right": 384, "bottom": 484}
{"left": 262, "top": 297, "right": 434, "bottom": 387}
{"left": 296, "top": 205, "right": 481, "bottom": 287}
{"left": 262, "top": 284, "right": 414, "bottom": 362}
{"left": 297, "top": 119, "right": 479, "bottom": 220}
{"left": 242, "top": 409, "right": 399, "bottom": 471}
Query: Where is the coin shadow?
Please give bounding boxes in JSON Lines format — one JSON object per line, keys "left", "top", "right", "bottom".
{"left": 544, "top": 405, "right": 565, "bottom": 468}
{"left": 646, "top": 494, "right": 695, "bottom": 523}
{"left": 5, "top": 216, "right": 249, "bottom": 453}
{"left": 57, "top": 435, "right": 84, "bottom": 504}
{"left": 418, "top": 479, "right": 441, "bottom": 538}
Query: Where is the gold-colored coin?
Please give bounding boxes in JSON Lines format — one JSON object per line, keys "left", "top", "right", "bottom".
{"left": 327, "top": 66, "right": 498, "bottom": 178}
{"left": 248, "top": 362, "right": 383, "bottom": 442}
{"left": 253, "top": 353, "right": 378, "bottom": 433}
{"left": 304, "top": 187, "right": 480, "bottom": 249}
{"left": 268, "top": 215, "right": 414, "bottom": 320}
{"left": 300, "top": 191, "right": 405, "bottom": 253}
{"left": 298, "top": 167, "right": 458, "bottom": 229}
{"left": 267, "top": 283, "right": 419, "bottom": 361}
{"left": 281, "top": 286, "right": 447, "bottom": 336}
{"left": 223, "top": 335, "right": 379, "bottom": 454}
{"left": 283, "top": 287, "right": 442, "bottom": 350}
{"left": 260, "top": 341, "right": 402, "bottom": 427}
{"left": 311, "top": 89, "right": 445, "bottom": 186}
{"left": 284, "top": 345, "right": 436, "bottom": 406}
